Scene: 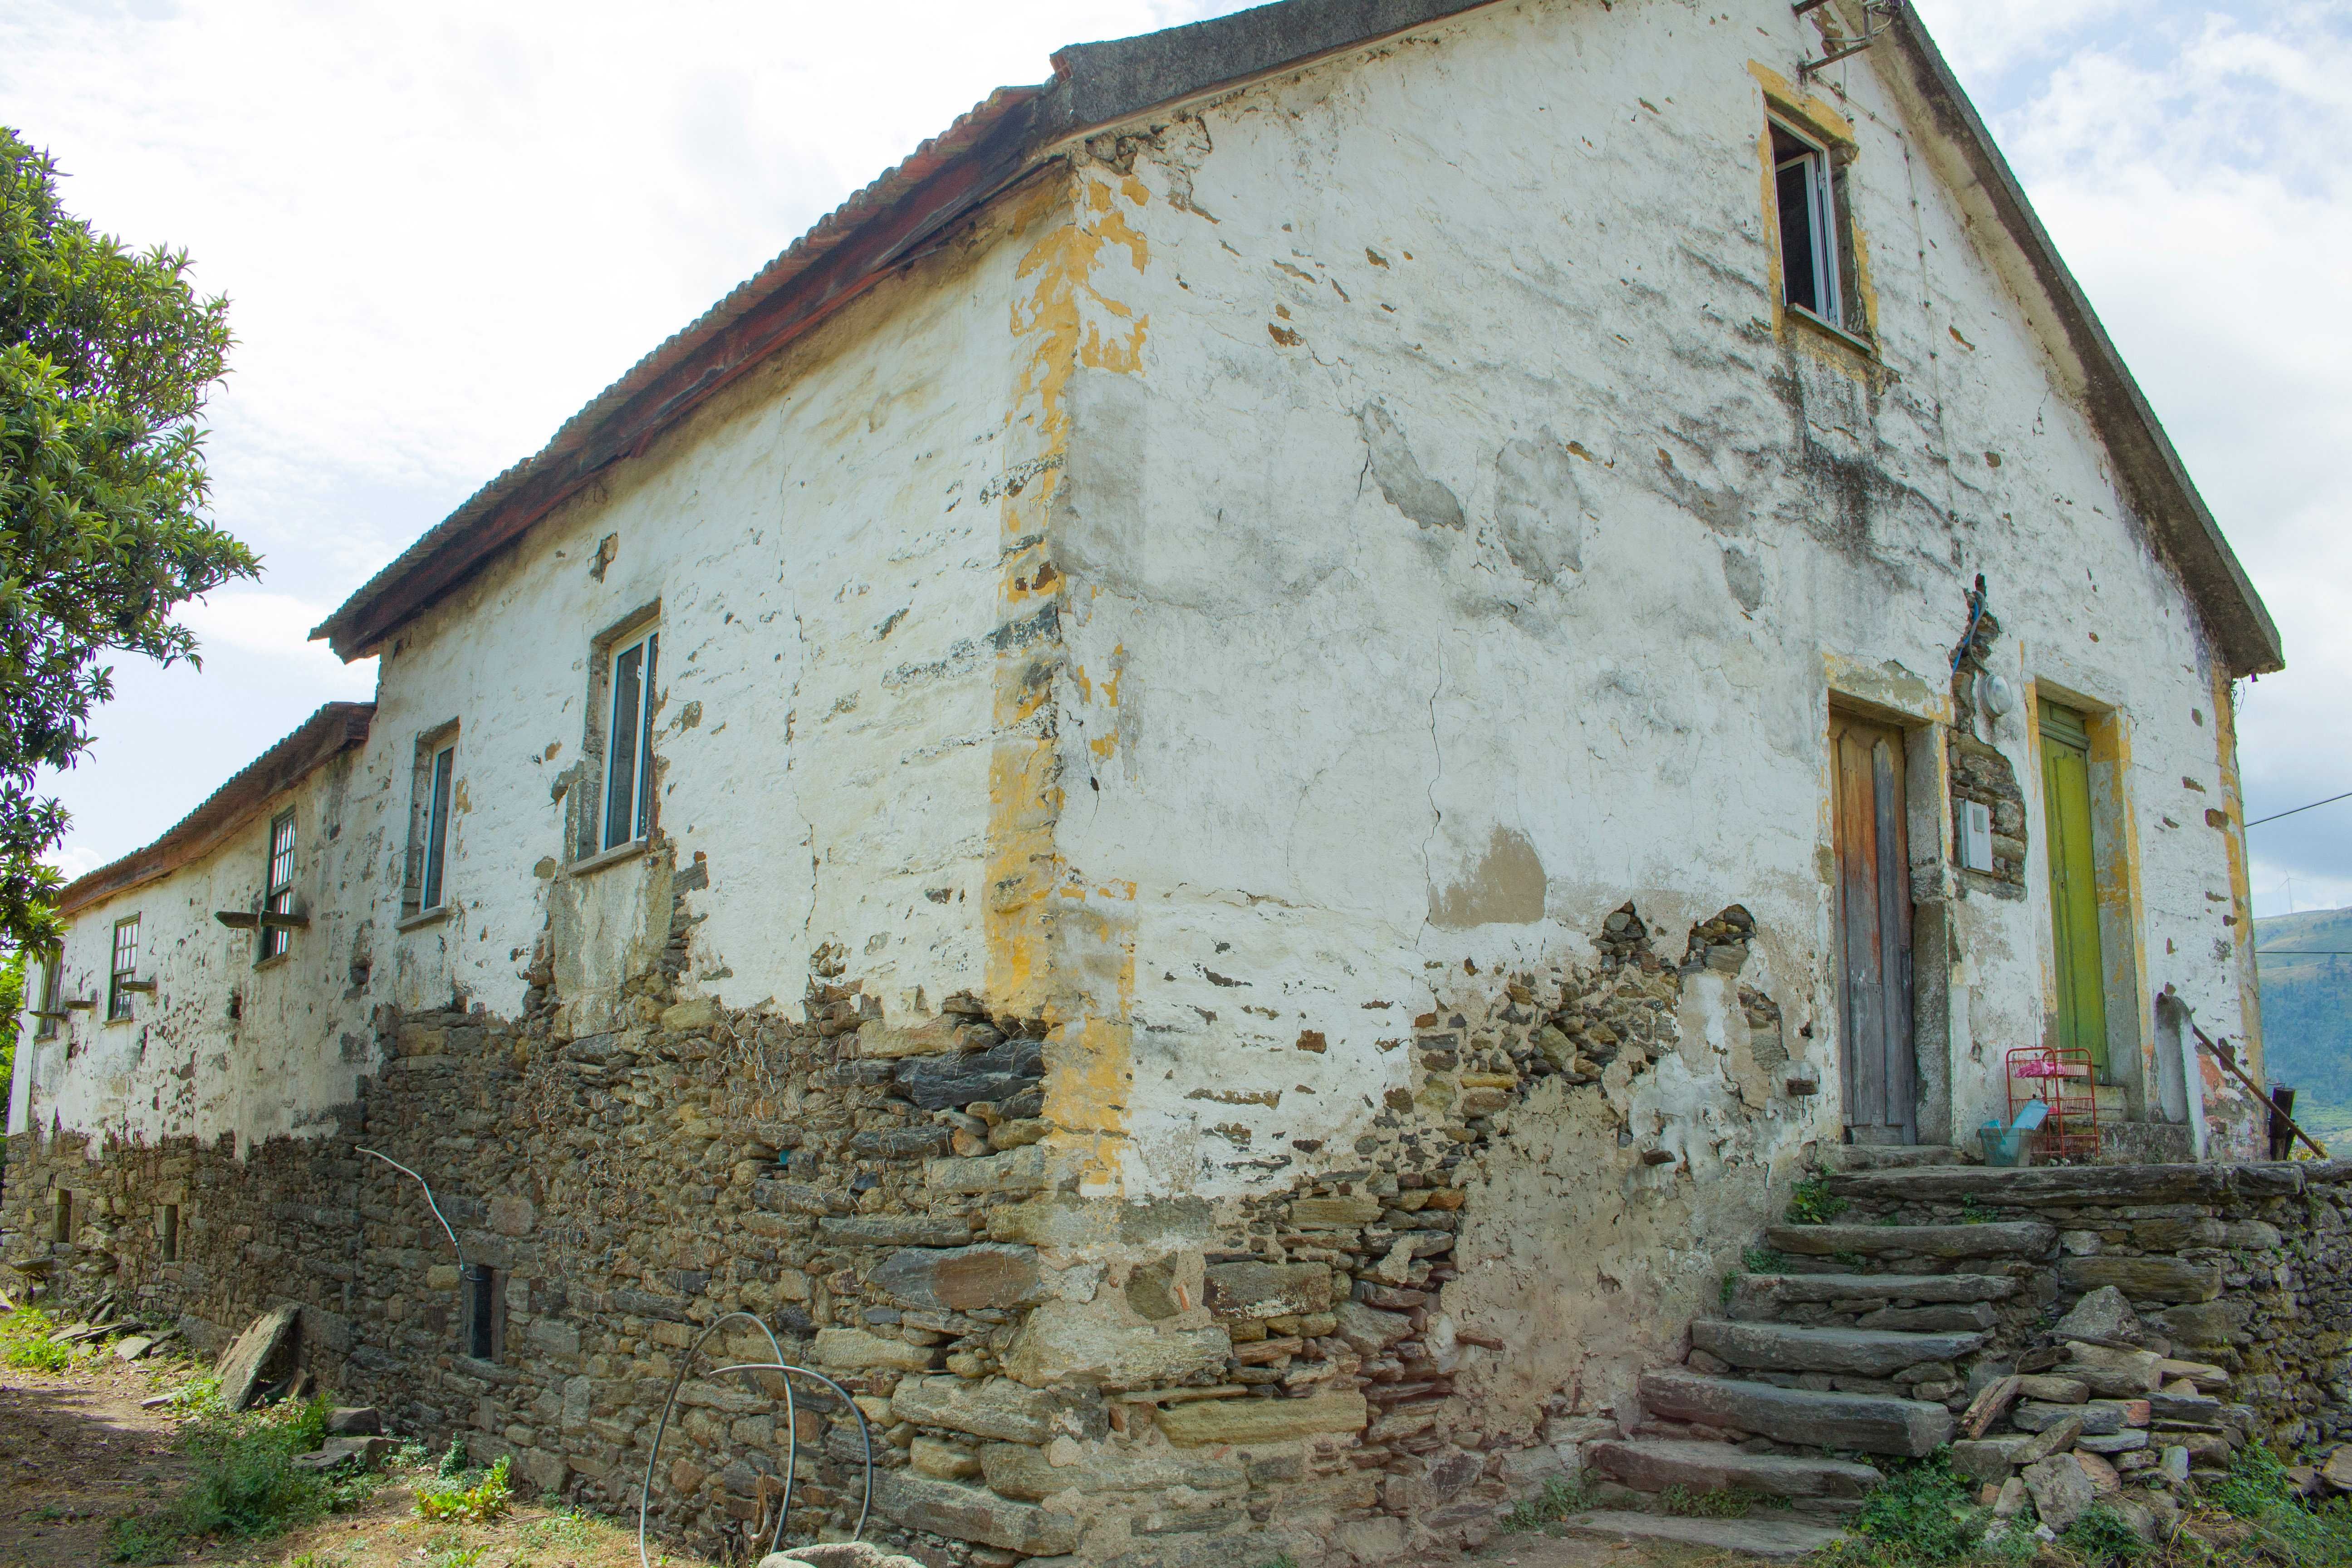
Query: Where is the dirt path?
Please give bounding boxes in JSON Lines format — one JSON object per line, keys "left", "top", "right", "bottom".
{"left": 0, "top": 1352, "right": 191, "bottom": 1566}
{"left": 0, "top": 1351, "right": 716, "bottom": 1568}
{"left": 3, "top": 1354, "right": 1734, "bottom": 1568}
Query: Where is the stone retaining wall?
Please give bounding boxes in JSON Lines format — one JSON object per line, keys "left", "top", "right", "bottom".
{"left": 1823, "top": 1161, "right": 2352, "bottom": 1450}
{"left": 1, "top": 899, "right": 1824, "bottom": 1568}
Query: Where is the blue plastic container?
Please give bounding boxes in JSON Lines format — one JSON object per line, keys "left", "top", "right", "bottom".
{"left": 1979, "top": 1122, "right": 2034, "bottom": 1167}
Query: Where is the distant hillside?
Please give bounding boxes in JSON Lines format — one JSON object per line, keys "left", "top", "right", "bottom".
{"left": 2255, "top": 906, "right": 2352, "bottom": 1144}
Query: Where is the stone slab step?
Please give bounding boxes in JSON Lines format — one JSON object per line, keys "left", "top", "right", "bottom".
{"left": 1766, "top": 1220, "right": 2055, "bottom": 1261}
{"left": 1561, "top": 1510, "right": 1846, "bottom": 1559}
{"left": 1830, "top": 1145, "right": 1961, "bottom": 1171}
{"left": 1726, "top": 1273, "right": 2019, "bottom": 1320}
{"left": 1587, "top": 1438, "right": 1883, "bottom": 1500}
{"left": 1692, "top": 1319, "right": 1989, "bottom": 1377}
{"left": 1641, "top": 1368, "right": 1954, "bottom": 1457}
{"left": 1822, "top": 1163, "right": 2297, "bottom": 1209}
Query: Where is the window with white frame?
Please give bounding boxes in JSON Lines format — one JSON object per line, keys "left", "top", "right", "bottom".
{"left": 599, "top": 629, "right": 658, "bottom": 853}
{"left": 260, "top": 810, "right": 298, "bottom": 960}
{"left": 108, "top": 916, "right": 140, "bottom": 1020}
{"left": 1772, "top": 120, "right": 1851, "bottom": 331}
{"left": 407, "top": 727, "right": 457, "bottom": 915}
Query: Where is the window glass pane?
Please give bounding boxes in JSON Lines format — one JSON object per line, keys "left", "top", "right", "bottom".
{"left": 635, "top": 633, "right": 659, "bottom": 841}
{"left": 110, "top": 918, "right": 139, "bottom": 1019}
{"left": 1776, "top": 152, "right": 1819, "bottom": 315}
{"left": 605, "top": 640, "right": 644, "bottom": 851}
{"left": 263, "top": 813, "right": 296, "bottom": 959}
{"left": 423, "top": 746, "right": 455, "bottom": 908}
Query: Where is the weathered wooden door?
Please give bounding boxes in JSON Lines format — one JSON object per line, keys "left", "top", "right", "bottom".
{"left": 2038, "top": 702, "right": 2109, "bottom": 1073}
{"left": 1832, "top": 712, "right": 1916, "bottom": 1144}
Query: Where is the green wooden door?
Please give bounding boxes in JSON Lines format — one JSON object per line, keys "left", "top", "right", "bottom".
{"left": 2039, "top": 703, "right": 2108, "bottom": 1073}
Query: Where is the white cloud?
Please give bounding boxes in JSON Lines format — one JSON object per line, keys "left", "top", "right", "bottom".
{"left": 177, "top": 591, "right": 340, "bottom": 660}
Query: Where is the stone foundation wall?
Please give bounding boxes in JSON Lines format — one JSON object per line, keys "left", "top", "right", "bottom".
{"left": 1821, "top": 1161, "right": 2352, "bottom": 1450}
{"left": 2, "top": 897, "right": 1830, "bottom": 1568}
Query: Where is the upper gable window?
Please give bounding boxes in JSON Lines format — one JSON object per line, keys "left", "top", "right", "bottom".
{"left": 1772, "top": 120, "right": 1852, "bottom": 331}
{"left": 600, "top": 628, "right": 659, "bottom": 853}
{"left": 260, "top": 810, "right": 298, "bottom": 961}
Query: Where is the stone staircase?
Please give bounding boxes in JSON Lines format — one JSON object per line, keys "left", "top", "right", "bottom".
{"left": 1557, "top": 1148, "right": 2255, "bottom": 1555}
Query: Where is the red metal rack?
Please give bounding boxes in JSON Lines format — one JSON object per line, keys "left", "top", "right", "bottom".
{"left": 2006, "top": 1046, "right": 2098, "bottom": 1164}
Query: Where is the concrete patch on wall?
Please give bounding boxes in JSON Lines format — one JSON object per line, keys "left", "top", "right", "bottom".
{"left": 1359, "top": 402, "right": 1465, "bottom": 533}
{"left": 1427, "top": 828, "right": 1547, "bottom": 930}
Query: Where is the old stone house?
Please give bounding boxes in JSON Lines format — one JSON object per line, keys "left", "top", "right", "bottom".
{"left": 5, "top": 0, "right": 2290, "bottom": 1562}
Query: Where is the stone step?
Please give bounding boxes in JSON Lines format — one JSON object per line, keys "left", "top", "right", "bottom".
{"left": 1725, "top": 1273, "right": 2020, "bottom": 1321}
{"left": 1641, "top": 1368, "right": 1954, "bottom": 1457}
{"left": 1561, "top": 1509, "right": 1847, "bottom": 1559}
{"left": 1822, "top": 1163, "right": 2290, "bottom": 1210}
{"left": 1692, "top": 1319, "right": 1989, "bottom": 1377}
{"left": 1830, "top": 1145, "right": 1961, "bottom": 1171}
{"left": 1765, "top": 1220, "right": 2056, "bottom": 1261}
{"left": 1586, "top": 1438, "right": 1883, "bottom": 1501}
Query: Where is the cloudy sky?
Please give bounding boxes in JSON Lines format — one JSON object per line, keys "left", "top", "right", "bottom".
{"left": 4, "top": 0, "right": 2346, "bottom": 917}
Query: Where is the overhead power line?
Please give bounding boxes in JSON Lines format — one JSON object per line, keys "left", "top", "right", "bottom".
{"left": 2246, "top": 789, "right": 2352, "bottom": 828}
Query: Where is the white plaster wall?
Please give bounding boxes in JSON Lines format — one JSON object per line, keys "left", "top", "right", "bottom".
{"left": 368, "top": 210, "right": 1048, "bottom": 1035}
{"left": 11, "top": 751, "right": 372, "bottom": 1150}
{"left": 1047, "top": 0, "right": 2259, "bottom": 1193}
{"left": 16, "top": 193, "right": 1061, "bottom": 1149}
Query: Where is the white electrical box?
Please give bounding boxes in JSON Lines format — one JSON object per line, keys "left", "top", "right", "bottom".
{"left": 1960, "top": 799, "right": 1995, "bottom": 872}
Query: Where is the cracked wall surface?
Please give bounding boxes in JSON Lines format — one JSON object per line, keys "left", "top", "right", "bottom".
{"left": 2, "top": 3, "right": 2280, "bottom": 1566}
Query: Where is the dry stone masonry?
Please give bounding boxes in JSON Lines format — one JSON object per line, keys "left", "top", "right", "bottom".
{"left": 1561, "top": 1156, "right": 2352, "bottom": 1548}
{"left": 6, "top": 892, "right": 1832, "bottom": 1566}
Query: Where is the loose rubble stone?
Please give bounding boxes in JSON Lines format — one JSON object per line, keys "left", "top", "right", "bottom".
{"left": 2022, "top": 1454, "right": 2099, "bottom": 1530}
{"left": 2054, "top": 1286, "right": 2143, "bottom": 1344}
{"left": 872, "top": 1471, "right": 1081, "bottom": 1556}
{"left": 215, "top": 1303, "right": 299, "bottom": 1411}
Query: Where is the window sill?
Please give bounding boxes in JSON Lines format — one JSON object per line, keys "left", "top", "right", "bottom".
{"left": 397, "top": 904, "right": 453, "bottom": 933}
{"left": 1787, "top": 303, "right": 1879, "bottom": 361}
{"left": 252, "top": 951, "right": 292, "bottom": 974}
{"left": 567, "top": 838, "right": 650, "bottom": 878}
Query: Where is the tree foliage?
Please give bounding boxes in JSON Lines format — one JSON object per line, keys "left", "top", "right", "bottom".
{"left": 1, "top": 127, "right": 255, "bottom": 952}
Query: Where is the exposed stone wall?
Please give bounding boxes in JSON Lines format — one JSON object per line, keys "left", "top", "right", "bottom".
{"left": 2, "top": 888, "right": 1824, "bottom": 1568}
{"left": 1823, "top": 1162, "right": 2352, "bottom": 1451}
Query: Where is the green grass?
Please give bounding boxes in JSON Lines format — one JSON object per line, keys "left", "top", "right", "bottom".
{"left": 1786, "top": 1175, "right": 1850, "bottom": 1226}
{"left": 415, "top": 1454, "right": 512, "bottom": 1524}
{"left": 1655, "top": 1483, "right": 1789, "bottom": 1519}
{"left": 2, "top": 1306, "right": 74, "bottom": 1372}
{"left": 2058, "top": 1504, "right": 2152, "bottom": 1565}
{"left": 1814, "top": 1454, "right": 1989, "bottom": 1568}
{"left": 1504, "top": 1475, "right": 1598, "bottom": 1533}
{"left": 1744, "top": 1245, "right": 1788, "bottom": 1274}
{"left": 2200, "top": 1443, "right": 2352, "bottom": 1566}
{"left": 107, "top": 1396, "right": 376, "bottom": 1563}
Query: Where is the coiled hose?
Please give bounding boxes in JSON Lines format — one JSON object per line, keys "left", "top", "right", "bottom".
{"left": 638, "top": 1310, "right": 873, "bottom": 1568}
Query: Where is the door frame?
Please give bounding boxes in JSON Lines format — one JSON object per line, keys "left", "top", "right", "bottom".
{"left": 2025, "top": 680, "right": 2153, "bottom": 1116}
{"left": 1822, "top": 658, "right": 1960, "bottom": 1149}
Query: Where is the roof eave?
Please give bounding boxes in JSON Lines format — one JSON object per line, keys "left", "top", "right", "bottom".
{"left": 56, "top": 703, "right": 377, "bottom": 918}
